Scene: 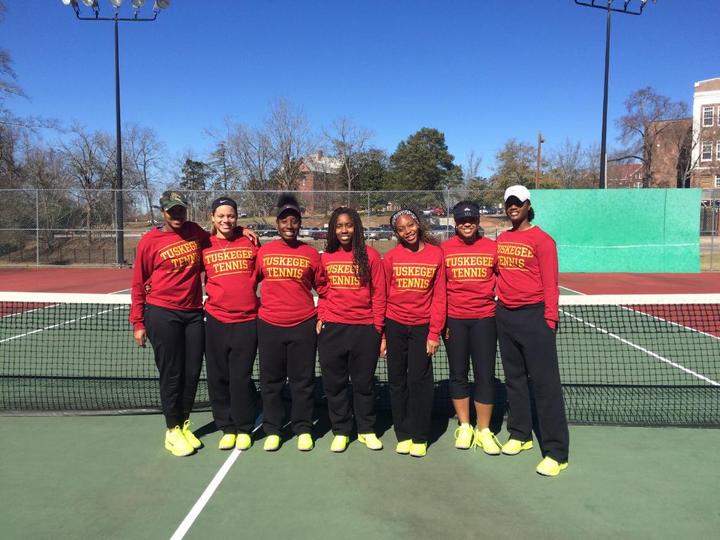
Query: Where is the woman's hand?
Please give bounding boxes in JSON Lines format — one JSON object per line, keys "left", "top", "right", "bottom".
{"left": 134, "top": 328, "right": 147, "bottom": 348}
{"left": 241, "top": 226, "right": 260, "bottom": 246}
{"left": 426, "top": 339, "right": 439, "bottom": 356}
{"left": 316, "top": 319, "right": 323, "bottom": 335}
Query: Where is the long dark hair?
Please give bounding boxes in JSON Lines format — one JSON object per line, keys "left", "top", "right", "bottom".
{"left": 326, "top": 207, "right": 370, "bottom": 284}
{"left": 390, "top": 208, "right": 439, "bottom": 247}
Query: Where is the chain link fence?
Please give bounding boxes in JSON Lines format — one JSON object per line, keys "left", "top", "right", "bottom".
{"left": 0, "top": 188, "right": 718, "bottom": 269}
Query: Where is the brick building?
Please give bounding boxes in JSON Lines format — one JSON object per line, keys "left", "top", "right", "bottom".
{"left": 607, "top": 163, "right": 643, "bottom": 188}
{"left": 296, "top": 150, "right": 343, "bottom": 213}
{"left": 691, "top": 78, "right": 720, "bottom": 189}
{"left": 647, "top": 118, "right": 693, "bottom": 188}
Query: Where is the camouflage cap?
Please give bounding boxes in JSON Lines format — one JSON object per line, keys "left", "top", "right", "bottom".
{"left": 159, "top": 191, "right": 188, "bottom": 211}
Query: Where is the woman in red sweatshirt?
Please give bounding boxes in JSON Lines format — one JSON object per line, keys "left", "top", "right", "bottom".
{"left": 256, "top": 194, "right": 323, "bottom": 452}
{"left": 316, "top": 207, "right": 386, "bottom": 453}
{"left": 441, "top": 201, "right": 501, "bottom": 454}
{"left": 384, "top": 209, "right": 446, "bottom": 458}
{"left": 130, "top": 191, "right": 256, "bottom": 457}
{"left": 496, "top": 185, "right": 569, "bottom": 477}
{"left": 202, "top": 196, "right": 259, "bottom": 452}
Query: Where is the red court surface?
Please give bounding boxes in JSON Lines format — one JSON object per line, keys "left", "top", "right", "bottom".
{"left": 560, "top": 272, "right": 720, "bottom": 295}
{"left": 0, "top": 267, "right": 133, "bottom": 293}
{"left": 0, "top": 267, "right": 719, "bottom": 294}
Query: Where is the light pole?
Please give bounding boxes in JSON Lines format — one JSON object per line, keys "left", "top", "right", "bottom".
{"left": 61, "top": 0, "right": 170, "bottom": 265}
{"left": 535, "top": 131, "right": 545, "bottom": 189}
{"left": 574, "top": 0, "right": 654, "bottom": 189}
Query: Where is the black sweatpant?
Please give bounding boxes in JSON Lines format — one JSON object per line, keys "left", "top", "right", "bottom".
{"left": 496, "top": 302, "right": 569, "bottom": 463}
{"left": 318, "top": 323, "right": 381, "bottom": 435}
{"left": 443, "top": 316, "right": 497, "bottom": 403}
{"left": 204, "top": 313, "right": 258, "bottom": 434}
{"left": 385, "top": 318, "right": 434, "bottom": 444}
{"left": 144, "top": 304, "right": 205, "bottom": 428}
{"left": 257, "top": 317, "right": 317, "bottom": 436}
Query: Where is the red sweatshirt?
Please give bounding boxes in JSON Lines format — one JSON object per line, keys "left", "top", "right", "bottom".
{"left": 317, "top": 246, "right": 386, "bottom": 333}
{"left": 383, "top": 242, "right": 446, "bottom": 341}
{"left": 202, "top": 235, "right": 259, "bottom": 323}
{"left": 496, "top": 225, "right": 559, "bottom": 329}
{"left": 129, "top": 222, "right": 209, "bottom": 330}
{"left": 256, "top": 239, "right": 323, "bottom": 327}
{"left": 442, "top": 235, "right": 497, "bottom": 320}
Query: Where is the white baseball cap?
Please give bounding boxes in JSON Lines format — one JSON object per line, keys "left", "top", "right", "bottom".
{"left": 503, "top": 185, "right": 531, "bottom": 203}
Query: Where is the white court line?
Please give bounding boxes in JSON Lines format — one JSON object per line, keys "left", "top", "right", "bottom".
{"left": 170, "top": 418, "right": 314, "bottom": 540}
{"left": 109, "top": 288, "right": 131, "bottom": 294}
{"left": 560, "top": 309, "right": 720, "bottom": 387}
{"left": 0, "top": 306, "right": 123, "bottom": 344}
{"left": 616, "top": 304, "right": 720, "bottom": 343}
{"left": 559, "top": 285, "right": 586, "bottom": 296}
{"left": 1, "top": 302, "right": 59, "bottom": 320}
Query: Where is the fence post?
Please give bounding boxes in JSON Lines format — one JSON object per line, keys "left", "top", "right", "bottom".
{"left": 35, "top": 189, "right": 40, "bottom": 266}
{"left": 367, "top": 192, "right": 371, "bottom": 225}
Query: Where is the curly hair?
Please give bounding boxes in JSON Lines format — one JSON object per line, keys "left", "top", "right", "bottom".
{"left": 390, "top": 208, "right": 439, "bottom": 247}
{"left": 326, "top": 207, "right": 370, "bottom": 284}
{"left": 276, "top": 193, "right": 302, "bottom": 222}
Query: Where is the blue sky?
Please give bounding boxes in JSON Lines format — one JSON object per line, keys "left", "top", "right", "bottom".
{"left": 4, "top": 0, "right": 720, "bottom": 177}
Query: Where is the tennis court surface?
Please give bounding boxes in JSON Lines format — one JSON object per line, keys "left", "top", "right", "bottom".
{"left": 2, "top": 286, "right": 719, "bottom": 538}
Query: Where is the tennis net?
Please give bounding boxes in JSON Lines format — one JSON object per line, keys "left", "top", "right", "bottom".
{"left": 1, "top": 292, "right": 719, "bottom": 426}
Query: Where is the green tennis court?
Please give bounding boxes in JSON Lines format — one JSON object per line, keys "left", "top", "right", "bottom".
{"left": 2, "top": 291, "right": 720, "bottom": 538}
{"left": 2, "top": 292, "right": 719, "bottom": 425}
{"left": 3, "top": 412, "right": 720, "bottom": 539}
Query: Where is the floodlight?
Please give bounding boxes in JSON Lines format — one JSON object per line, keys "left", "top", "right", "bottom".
{"left": 61, "top": 0, "right": 77, "bottom": 6}
{"left": 153, "top": 0, "right": 170, "bottom": 10}
{"left": 110, "top": 0, "right": 123, "bottom": 7}
{"left": 81, "top": 0, "right": 97, "bottom": 7}
{"left": 131, "top": 0, "right": 145, "bottom": 8}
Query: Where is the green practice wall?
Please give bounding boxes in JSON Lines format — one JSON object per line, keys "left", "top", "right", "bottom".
{"left": 531, "top": 189, "right": 700, "bottom": 273}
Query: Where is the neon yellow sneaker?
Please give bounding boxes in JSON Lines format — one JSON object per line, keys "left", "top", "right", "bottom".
{"left": 165, "top": 426, "right": 194, "bottom": 457}
{"left": 536, "top": 456, "right": 568, "bottom": 477}
{"left": 502, "top": 438, "right": 534, "bottom": 456}
{"left": 454, "top": 424, "right": 474, "bottom": 449}
{"left": 395, "top": 439, "right": 412, "bottom": 455}
{"left": 263, "top": 434, "right": 281, "bottom": 452}
{"left": 235, "top": 433, "right": 252, "bottom": 451}
{"left": 358, "top": 433, "right": 383, "bottom": 451}
{"left": 474, "top": 428, "right": 501, "bottom": 455}
{"left": 330, "top": 435, "right": 349, "bottom": 453}
{"left": 218, "top": 433, "right": 236, "bottom": 450}
{"left": 410, "top": 442, "right": 427, "bottom": 458}
{"left": 297, "top": 433, "right": 314, "bottom": 451}
{"left": 182, "top": 420, "right": 203, "bottom": 449}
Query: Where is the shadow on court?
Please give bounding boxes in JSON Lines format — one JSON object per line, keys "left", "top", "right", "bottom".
{"left": 3, "top": 411, "right": 720, "bottom": 540}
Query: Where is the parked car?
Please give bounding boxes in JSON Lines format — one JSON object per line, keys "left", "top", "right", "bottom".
{"left": 365, "top": 227, "right": 394, "bottom": 240}
{"left": 431, "top": 224, "right": 455, "bottom": 240}
{"left": 310, "top": 228, "right": 328, "bottom": 240}
{"left": 300, "top": 227, "right": 320, "bottom": 237}
{"left": 430, "top": 207, "right": 446, "bottom": 216}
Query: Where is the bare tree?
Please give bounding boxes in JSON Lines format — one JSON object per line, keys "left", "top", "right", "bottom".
{"left": 0, "top": 1, "right": 25, "bottom": 117}
{"left": 548, "top": 138, "right": 584, "bottom": 188}
{"left": 616, "top": 87, "right": 689, "bottom": 188}
{"left": 462, "top": 150, "right": 483, "bottom": 185}
{"left": 266, "top": 98, "right": 313, "bottom": 191}
{"left": 124, "top": 123, "right": 166, "bottom": 224}
{"left": 62, "top": 125, "right": 115, "bottom": 239}
{"left": 323, "top": 116, "right": 373, "bottom": 194}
